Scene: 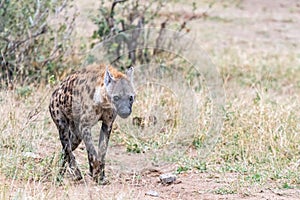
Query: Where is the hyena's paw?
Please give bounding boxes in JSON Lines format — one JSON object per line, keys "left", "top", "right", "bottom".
{"left": 94, "top": 175, "right": 110, "bottom": 185}
{"left": 69, "top": 167, "right": 83, "bottom": 181}
{"left": 90, "top": 163, "right": 110, "bottom": 185}
{"left": 96, "top": 176, "right": 110, "bottom": 185}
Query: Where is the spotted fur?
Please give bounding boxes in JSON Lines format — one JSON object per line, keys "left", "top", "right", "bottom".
{"left": 49, "top": 64, "right": 135, "bottom": 183}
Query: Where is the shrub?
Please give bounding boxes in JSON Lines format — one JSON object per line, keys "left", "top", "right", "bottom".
{"left": 91, "top": 0, "right": 194, "bottom": 69}
{"left": 0, "top": 0, "right": 77, "bottom": 86}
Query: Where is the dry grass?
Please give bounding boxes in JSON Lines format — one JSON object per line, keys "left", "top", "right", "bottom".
{"left": 212, "top": 49, "right": 300, "bottom": 188}
{"left": 1, "top": 0, "right": 300, "bottom": 199}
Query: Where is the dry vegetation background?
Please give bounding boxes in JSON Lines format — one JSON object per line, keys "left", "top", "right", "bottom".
{"left": 1, "top": 0, "right": 300, "bottom": 199}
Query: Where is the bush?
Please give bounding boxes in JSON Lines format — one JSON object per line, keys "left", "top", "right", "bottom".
{"left": 91, "top": 0, "right": 193, "bottom": 69}
{"left": 0, "top": 0, "right": 77, "bottom": 86}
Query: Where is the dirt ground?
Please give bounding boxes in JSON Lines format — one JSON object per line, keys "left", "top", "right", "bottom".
{"left": 2, "top": 0, "right": 300, "bottom": 199}
{"left": 2, "top": 145, "right": 300, "bottom": 199}
{"left": 67, "top": 146, "right": 300, "bottom": 200}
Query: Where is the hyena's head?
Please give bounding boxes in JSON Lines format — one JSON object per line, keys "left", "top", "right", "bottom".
{"left": 104, "top": 67, "right": 135, "bottom": 118}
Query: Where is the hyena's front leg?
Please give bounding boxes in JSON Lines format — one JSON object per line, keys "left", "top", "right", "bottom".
{"left": 98, "top": 122, "right": 113, "bottom": 183}
{"left": 81, "top": 126, "right": 102, "bottom": 181}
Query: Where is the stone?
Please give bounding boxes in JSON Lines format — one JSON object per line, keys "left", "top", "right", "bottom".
{"left": 159, "top": 173, "right": 176, "bottom": 184}
{"left": 145, "top": 190, "right": 159, "bottom": 197}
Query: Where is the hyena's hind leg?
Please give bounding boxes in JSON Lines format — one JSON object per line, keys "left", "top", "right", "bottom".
{"left": 56, "top": 116, "right": 82, "bottom": 181}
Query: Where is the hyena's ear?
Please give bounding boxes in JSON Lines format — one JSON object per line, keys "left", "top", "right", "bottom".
{"left": 126, "top": 67, "right": 134, "bottom": 82}
{"left": 104, "top": 66, "right": 115, "bottom": 87}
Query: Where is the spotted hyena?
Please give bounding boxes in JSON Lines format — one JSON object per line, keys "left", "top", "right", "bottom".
{"left": 49, "top": 64, "right": 135, "bottom": 183}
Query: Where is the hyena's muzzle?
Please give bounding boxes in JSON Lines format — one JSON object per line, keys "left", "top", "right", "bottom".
{"left": 114, "top": 95, "right": 134, "bottom": 119}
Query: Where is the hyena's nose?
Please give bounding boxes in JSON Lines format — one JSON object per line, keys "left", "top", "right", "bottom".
{"left": 118, "top": 107, "right": 131, "bottom": 119}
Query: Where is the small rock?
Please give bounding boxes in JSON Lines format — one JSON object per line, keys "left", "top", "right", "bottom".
{"left": 159, "top": 173, "right": 176, "bottom": 184}
{"left": 145, "top": 190, "right": 159, "bottom": 197}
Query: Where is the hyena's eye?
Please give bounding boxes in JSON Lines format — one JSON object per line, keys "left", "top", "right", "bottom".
{"left": 113, "top": 96, "right": 120, "bottom": 101}
{"left": 129, "top": 95, "right": 134, "bottom": 103}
